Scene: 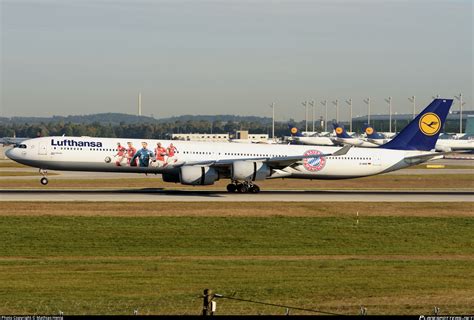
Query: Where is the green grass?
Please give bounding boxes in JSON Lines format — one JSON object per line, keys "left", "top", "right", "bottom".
{"left": 1, "top": 258, "right": 472, "bottom": 315}
{"left": 1, "top": 216, "right": 473, "bottom": 257}
{"left": 0, "top": 216, "right": 473, "bottom": 315}
{"left": 0, "top": 160, "right": 27, "bottom": 168}
{"left": 0, "top": 171, "right": 58, "bottom": 176}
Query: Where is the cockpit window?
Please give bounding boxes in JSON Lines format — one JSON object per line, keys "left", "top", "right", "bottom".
{"left": 18, "top": 144, "right": 27, "bottom": 149}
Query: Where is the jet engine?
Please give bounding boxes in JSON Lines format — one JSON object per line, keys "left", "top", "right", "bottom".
{"left": 180, "top": 166, "right": 219, "bottom": 185}
{"left": 231, "top": 161, "right": 270, "bottom": 181}
{"left": 162, "top": 172, "right": 180, "bottom": 183}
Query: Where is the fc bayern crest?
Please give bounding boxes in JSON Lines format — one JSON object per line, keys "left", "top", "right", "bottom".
{"left": 303, "top": 150, "right": 326, "bottom": 172}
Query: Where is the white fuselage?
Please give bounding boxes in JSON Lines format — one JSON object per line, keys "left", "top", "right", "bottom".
{"left": 6, "top": 136, "right": 434, "bottom": 180}
{"left": 435, "top": 139, "right": 474, "bottom": 151}
{"left": 291, "top": 136, "right": 337, "bottom": 146}
{"left": 363, "top": 137, "right": 474, "bottom": 151}
{"left": 332, "top": 137, "right": 379, "bottom": 148}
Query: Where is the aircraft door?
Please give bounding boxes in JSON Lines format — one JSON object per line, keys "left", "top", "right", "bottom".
{"left": 38, "top": 142, "right": 48, "bottom": 155}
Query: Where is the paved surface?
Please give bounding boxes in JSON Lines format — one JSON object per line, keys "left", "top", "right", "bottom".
{"left": 0, "top": 189, "right": 472, "bottom": 202}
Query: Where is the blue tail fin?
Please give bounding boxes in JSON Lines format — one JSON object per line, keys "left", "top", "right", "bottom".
{"left": 333, "top": 123, "right": 352, "bottom": 138}
{"left": 362, "top": 123, "right": 385, "bottom": 139}
{"left": 381, "top": 99, "right": 453, "bottom": 151}
{"left": 288, "top": 124, "right": 303, "bottom": 137}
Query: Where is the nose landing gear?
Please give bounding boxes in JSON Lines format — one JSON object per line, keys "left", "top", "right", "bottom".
{"left": 226, "top": 181, "right": 260, "bottom": 193}
{"left": 39, "top": 169, "right": 49, "bottom": 185}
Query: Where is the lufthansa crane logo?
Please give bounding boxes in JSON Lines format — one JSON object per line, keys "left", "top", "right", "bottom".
{"left": 335, "top": 127, "right": 343, "bottom": 135}
{"left": 419, "top": 113, "right": 441, "bottom": 136}
{"left": 290, "top": 127, "right": 298, "bottom": 135}
{"left": 365, "top": 127, "right": 374, "bottom": 135}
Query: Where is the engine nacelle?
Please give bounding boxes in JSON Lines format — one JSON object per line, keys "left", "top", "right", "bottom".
{"left": 232, "top": 161, "right": 270, "bottom": 181}
{"left": 180, "top": 166, "right": 219, "bottom": 185}
{"left": 162, "top": 173, "right": 180, "bottom": 183}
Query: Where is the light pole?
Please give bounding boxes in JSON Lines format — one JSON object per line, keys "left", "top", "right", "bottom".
{"left": 408, "top": 96, "right": 416, "bottom": 119}
{"left": 302, "top": 101, "right": 308, "bottom": 132}
{"left": 454, "top": 93, "right": 466, "bottom": 134}
{"left": 332, "top": 99, "right": 339, "bottom": 124}
{"left": 364, "top": 97, "right": 371, "bottom": 126}
{"left": 320, "top": 100, "right": 328, "bottom": 131}
{"left": 269, "top": 102, "right": 275, "bottom": 139}
{"left": 345, "top": 98, "right": 353, "bottom": 132}
{"left": 385, "top": 96, "right": 392, "bottom": 132}
{"left": 309, "top": 100, "right": 315, "bottom": 132}
{"left": 394, "top": 112, "right": 398, "bottom": 132}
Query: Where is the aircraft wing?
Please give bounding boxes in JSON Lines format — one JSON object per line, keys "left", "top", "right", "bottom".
{"left": 1, "top": 137, "right": 28, "bottom": 146}
{"left": 176, "top": 145, "right": 352, "bottom": 169}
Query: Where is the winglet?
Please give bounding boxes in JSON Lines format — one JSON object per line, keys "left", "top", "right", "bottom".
{"left": 332, "top": 144, "right": 352, "bottom": 156}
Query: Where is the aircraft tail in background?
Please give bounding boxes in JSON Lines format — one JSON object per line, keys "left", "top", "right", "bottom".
{"left": 362, "top": 124, "right": 385, "bottom": 139}
{"left": 332, "top": 123, "right": 352, "bottom": 139}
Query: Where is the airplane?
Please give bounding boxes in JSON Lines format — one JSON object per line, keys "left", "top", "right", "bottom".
{"left": 362, "top": 124, "right": 393, "bottom": 146}
{"left": 6, "top": 99, "right": 453, "bottom": 193}
{"left": 332, "top": 123, "right": 379, "bottom": 147}
{"left": 286, "top": 125, "right": 338, "bottom": 146}
{"left": 362, "top": 123, "right": 474, "bottom": 152}
{"left": 1, "top": 137, "right": 28, "bottom": 146}
{"left": 433, "top": 135, "right": 474, "bottom": 152}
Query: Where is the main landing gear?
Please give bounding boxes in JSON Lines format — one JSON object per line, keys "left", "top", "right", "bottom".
{"left": 39, "top": 168, "right": 49, "bottom": 185}
{"left": 226, "top": 181, "right": 261, "bottom": 193}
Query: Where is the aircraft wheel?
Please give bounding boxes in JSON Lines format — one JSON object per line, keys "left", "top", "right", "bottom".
{"left": 40, "top": 177, "right": 49, "bottom": 185}
{"left": 251, "top": 185, "right": 260, "bottom": 193}
{"left": 226, "top": 183, "right": 237, "bottom": 193}
{"left": 237, "top": 184, "right": 248, "bottom": 193}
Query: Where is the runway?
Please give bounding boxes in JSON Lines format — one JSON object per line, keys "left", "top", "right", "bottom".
{"left": 0, "top": 189, "right": 472, "bottom": 202}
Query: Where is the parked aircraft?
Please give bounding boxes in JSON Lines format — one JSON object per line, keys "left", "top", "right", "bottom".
{"left": 286, "top": 125, "right": 338, "bottom": 146}
{"left": 362, "top": 124, "right": 393, "bottom": 146}
{"left": 332, "top": 123, "right": 379, "bottom": 147}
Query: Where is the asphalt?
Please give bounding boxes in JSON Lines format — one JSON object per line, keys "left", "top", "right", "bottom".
{"left": 0, "top": 189, "right": 472, "bottom": 202}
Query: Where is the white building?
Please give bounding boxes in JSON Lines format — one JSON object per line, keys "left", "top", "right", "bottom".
{"left": 171, "top": 131, "right": 270, "bottom": 143}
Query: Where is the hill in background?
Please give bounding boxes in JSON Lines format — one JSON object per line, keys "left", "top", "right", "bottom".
{"left": 0, "top": 113, "right": 272, "bottom": 125}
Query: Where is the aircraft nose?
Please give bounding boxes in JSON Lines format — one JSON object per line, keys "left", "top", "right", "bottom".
{"left": 5, "top": 148, "right": 16, "bottom": 160}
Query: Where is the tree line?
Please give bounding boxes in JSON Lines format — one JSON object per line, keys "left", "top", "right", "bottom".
{"left": 0, "top": 120, "right": 298, "bottom": 139}
{"left": 0, "top": 119, "right": 463, "bottom": 138}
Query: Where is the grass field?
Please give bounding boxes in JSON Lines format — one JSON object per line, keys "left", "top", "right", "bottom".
{"left": 2, "top": 201, "right": 473, "bottom": 217}
{"left": 0, "top": 161, "right": 27, "bottom": 168}
{"left": 0, "top": 171, "right": 59, "bottom": 176}
{"left": 1, "top": 173, "right": 473, "bottom": 190}
{"left": 0, "top": 202, "right": 472, "bottom": 315}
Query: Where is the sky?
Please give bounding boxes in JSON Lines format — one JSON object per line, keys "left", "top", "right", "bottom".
{"left": 1, "top": 0, "right": 472, "bottom": 121}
